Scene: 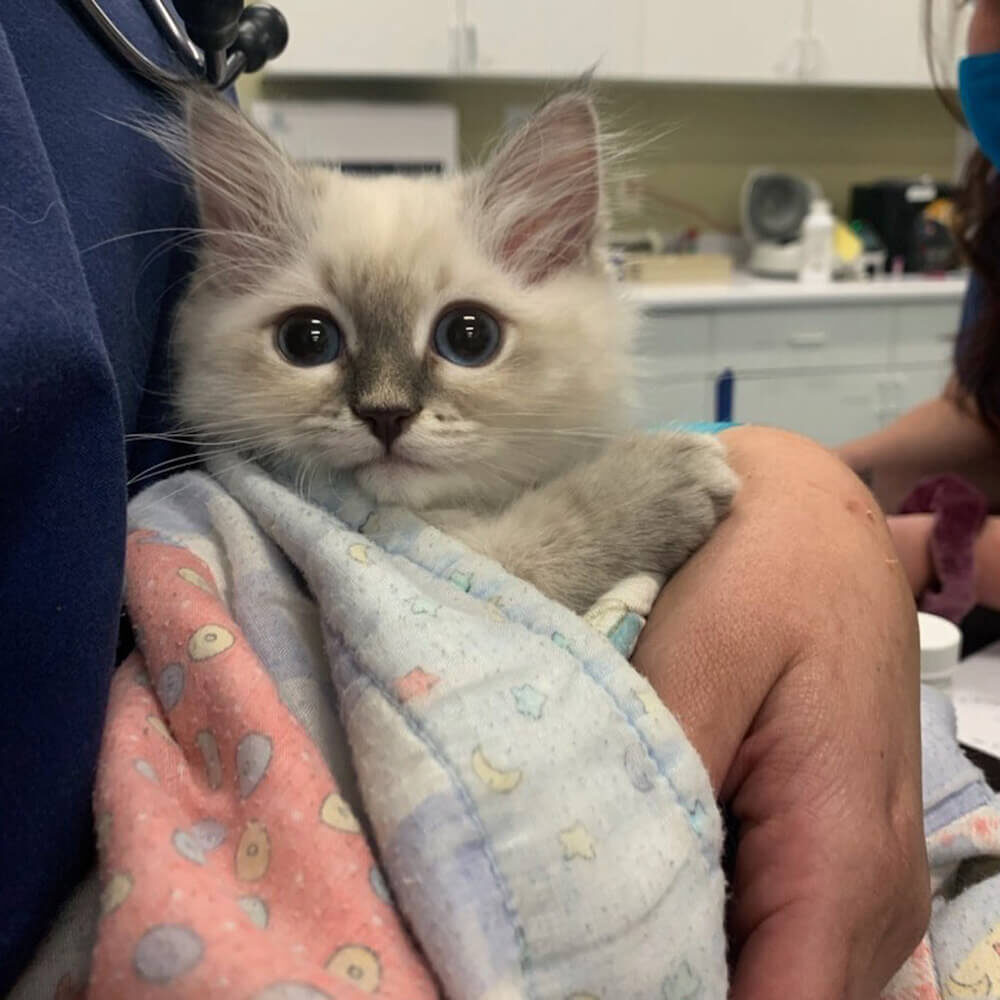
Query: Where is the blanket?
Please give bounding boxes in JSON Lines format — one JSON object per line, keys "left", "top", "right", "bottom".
{"left": 12, "top": 458, "right": 1000, "bottom": 1000}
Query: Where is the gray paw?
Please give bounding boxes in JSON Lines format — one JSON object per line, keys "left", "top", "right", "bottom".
{"left": 619, "top": 431, "right": 739, "bottom": 577}
{"left": 674, "top": 433, "right": 740, "bottom": 523}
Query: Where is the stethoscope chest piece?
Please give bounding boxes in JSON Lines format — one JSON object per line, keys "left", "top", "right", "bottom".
{"left": 72, "top": 0, "right": 288, "bottom": 91}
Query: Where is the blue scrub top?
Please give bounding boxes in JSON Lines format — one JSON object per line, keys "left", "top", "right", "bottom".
{"left": 0, "top": 1, "right": 194, "bottom": 988}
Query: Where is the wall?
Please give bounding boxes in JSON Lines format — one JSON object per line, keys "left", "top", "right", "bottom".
{"left": 237, "top": 75, "right": 960, "bottom": 234}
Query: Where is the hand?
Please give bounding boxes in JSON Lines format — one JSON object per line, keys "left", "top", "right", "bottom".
{"left": 888, "top": 512, "right": 1000, "bottom": 613}
{"left": 633, "top": 427, "right": 930, "bottom": 1000}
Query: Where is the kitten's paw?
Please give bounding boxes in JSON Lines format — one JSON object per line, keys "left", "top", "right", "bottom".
{"left": 672, "top": 433, "right": 739, "bottom": 523}
{"left": 617, "top": 431, "right": 739, "bottom": 578}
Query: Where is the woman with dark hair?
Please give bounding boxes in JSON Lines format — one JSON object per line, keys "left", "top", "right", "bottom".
{"left": 840, "top": 0, "right": 1000, "bottom": 612}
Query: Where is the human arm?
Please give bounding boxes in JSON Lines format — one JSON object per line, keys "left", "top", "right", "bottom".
{"left": 632, "top": 426, "right": 929, "bottom": 1000}
{"left": 887, "top": 511, "right": 1000, "bottom": 611}
{"left": 836, "top": 381, "right": 1000, "bottom": 511}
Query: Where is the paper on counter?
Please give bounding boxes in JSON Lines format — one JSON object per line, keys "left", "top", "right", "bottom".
{"left": 952, "top": 640, "right": 1000, "bottom": 760}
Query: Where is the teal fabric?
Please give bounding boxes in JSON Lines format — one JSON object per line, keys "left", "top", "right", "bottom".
{"left": 668, "top": 421, "right": 738, "bottom": 435}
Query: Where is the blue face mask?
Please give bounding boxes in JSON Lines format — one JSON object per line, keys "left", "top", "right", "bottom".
{"left": 960, "top": 51, "right": 1000, "bottom": 169}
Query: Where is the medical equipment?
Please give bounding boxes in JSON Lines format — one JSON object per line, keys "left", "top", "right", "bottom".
{"left": 741, "top": 168, "right": 815, "bottom": 278}
{"left": 71, "top": 0, "right": 288, "bottom": 90}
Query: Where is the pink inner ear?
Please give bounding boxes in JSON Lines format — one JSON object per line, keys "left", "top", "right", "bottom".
{"left": 500, "top": 190, "right": 599, "bottom": 284}
{"left": 484, "top": 95, "right": 601, "bottom": 283}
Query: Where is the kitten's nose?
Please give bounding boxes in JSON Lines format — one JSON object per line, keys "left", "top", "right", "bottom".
{"left": 352, "top": 406, "right": 420, "bottom": 450}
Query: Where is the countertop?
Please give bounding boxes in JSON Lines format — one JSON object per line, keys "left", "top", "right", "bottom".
{"left": 627, "top": 272, "right": 969, "bottom": 311}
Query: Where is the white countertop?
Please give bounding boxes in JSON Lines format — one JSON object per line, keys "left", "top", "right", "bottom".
{"left": 628, "top": 272, "right": 969, "bottom": 311}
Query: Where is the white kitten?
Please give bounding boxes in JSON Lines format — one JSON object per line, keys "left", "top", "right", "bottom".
{"left": 166, "top": 89, "right": 737, "bottom": 612}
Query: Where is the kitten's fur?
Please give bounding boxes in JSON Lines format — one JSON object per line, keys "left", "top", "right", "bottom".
{"left": 167, "top": 90, "right": 737, "bottom": 613}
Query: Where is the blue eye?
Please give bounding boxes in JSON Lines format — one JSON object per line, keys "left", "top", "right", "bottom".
{"left": 433, "top": 306, "right": 502, "bottom": 367}
{"left": 275, "top": 311, "right": 341, "bottom": 366}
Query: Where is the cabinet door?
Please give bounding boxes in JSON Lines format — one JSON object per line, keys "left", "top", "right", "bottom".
{"left": 810, "top": 0, "right": 925, "bottom": 86}
{"left": 714, "top": 304, "right": 892, "bottom": 373}
{"left": 730, "top": 370, "right": 889, "bottom": 445}
{"left": 893, "top": 302, "right": 961, "bottom": 366}
{"left": 463, "top": 0, "right": 641, "bottom": 77}
{"left": 895, "top": 366, "right": 950, "bottom": 413}
{"left": 635, "top": 311, "right": 714, "bottom": 379}
{"left": 632, "top": 378, "right": 713, "bottom": 430}
{"left": 266, "top": 0, "right": 458, "bottom": 76}
{"left": 811, "top": 0, "right": 971, "bottom": 86}
{"left": 642, "top": 0, "right": 806, "bottom": 83}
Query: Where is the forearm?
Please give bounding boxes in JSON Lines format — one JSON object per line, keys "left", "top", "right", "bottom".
{"left": 887, "top": 509, "right": 1000, "bottom": 612}
{"left": 975, "top": 518, "right": 1000, "bottom": 610}
{"left": 837, "top": 389, "right": 1000, "bottom": 511}
{"left": 633, "top": 425, "right": 917, "bottom": 792}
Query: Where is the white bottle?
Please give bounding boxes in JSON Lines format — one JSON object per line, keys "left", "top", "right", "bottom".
{"left": 798, "top": 198, "right": 835, "bottom": 283}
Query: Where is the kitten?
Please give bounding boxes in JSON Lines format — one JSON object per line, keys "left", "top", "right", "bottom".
{"left": 166, "top": 90, "right": 737, "bottom": 613}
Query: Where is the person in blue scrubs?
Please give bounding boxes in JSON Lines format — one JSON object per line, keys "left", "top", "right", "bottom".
{"left": 0, "top": 2, "right": 191, "bottom": 989}
{"left": 1, "top": 5, "right": 929, "bottom": 998}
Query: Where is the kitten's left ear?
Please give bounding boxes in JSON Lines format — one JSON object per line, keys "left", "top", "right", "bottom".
{"left": 180, "top": 90, "right": 306, "bottom": 271}
{"left": 476, "top": 92, "right": 603, "bottom": 284}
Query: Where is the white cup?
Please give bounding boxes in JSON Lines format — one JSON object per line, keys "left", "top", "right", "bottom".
{"left": 918, "top": 612, "right": 962, "bottom": 690}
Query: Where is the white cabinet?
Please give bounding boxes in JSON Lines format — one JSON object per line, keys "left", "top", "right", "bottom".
{"left": 633, "top": 378, "right": 714, "bottom": 429}
{"left": 730, "top": 370, "right": 894, "bottom": 445}
{"left": 267, "top": 0, "right": 956, "bottom": 86}
{"left": 893, "top": 302, "right": 960, "bottom": 365}
{"left": 270, "top": 0, "right": 638, "bottom": 79}
{"left": 644, "top": 0, "right": 954, "bottom": 87}
{"left": 463, "top": 0, "right": 641, "bottom": 77}
{"left": 714, "top": 304, "right": 890, "bottom": 371}
{"left": 633, "top": 279, "right": 967, "bottom": 445}
{"left": 809, "top": 0, "right": 927, "bottom": 86}
{"left": 641, "top": 0, "right": 806, "bottom": 84}
{"left": 808, "top": 0, "right": 971, "bottom": 86}
{"left": 632, "top": 311, "right": 714, "bottom": 428}
{"left": 634, "top": 311, "right": 713, "bottom": 377}
{"left": 896, "top": 366, "right": 950, "bottom": 412}
{"left": 266, "top": 0, "right": 458, "bottom": 77}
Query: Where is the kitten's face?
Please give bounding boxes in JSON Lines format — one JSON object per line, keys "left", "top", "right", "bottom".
{"left": 172, "top": 93, "right": 633, "bottom": 510}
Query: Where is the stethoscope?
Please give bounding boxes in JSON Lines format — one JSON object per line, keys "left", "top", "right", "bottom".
{"left": 72, "top": 0, "right": 289, "bottom": 91}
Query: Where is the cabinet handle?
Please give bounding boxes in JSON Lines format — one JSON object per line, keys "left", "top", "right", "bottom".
{"left": 448, "top": 25, "right": 461, "bottom": 72}
{"left": 464, "top": 23, "right": 478, "bottom": 71}
{"left": 787, "top": 331, "right": 828, "bottom": 347}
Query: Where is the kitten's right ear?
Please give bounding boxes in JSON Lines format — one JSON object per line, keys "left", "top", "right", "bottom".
{"left": 476, "top": 92, "right": 603, "bottom": 284}
{"left": 176, "top": 90, "right": 304, "bottom": 270}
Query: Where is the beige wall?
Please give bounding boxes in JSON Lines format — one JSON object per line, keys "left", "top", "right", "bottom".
{"left": 237, "top": 74, "right": 959, "bottom": 232}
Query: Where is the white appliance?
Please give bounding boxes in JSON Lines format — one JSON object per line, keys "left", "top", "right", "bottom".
{"left": 252, "top": 99, "right": 459, "bottom": 175}
{"left": 741, "top": 168, "right": 818, "bottom": 278}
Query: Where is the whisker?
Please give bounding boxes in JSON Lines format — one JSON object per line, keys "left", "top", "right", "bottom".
{"left": 128, "top": 454, "right": 208, "bottom": 489}
{"left": 82, "top": 226, "right": 279, "bottom": 255}
{"left": 129, "top": 433, "right": 315, "bottom": 514}
{"left": 128, "top": 448, "right": 234, "bottom": 487}
{"left": 494, "top": 427, "right": 618, "bottom": 439}
{"left": 128, "top": 425, "right": 330, "bottom": 489}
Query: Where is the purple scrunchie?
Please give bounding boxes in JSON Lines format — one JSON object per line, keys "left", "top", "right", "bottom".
{"left": 899, "top": 474, "right": 989, "bottom": 623}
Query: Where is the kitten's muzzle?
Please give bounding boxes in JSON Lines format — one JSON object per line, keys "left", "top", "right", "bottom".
{"left": 351, "top": 405, "right": 421, "bottom": 451}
